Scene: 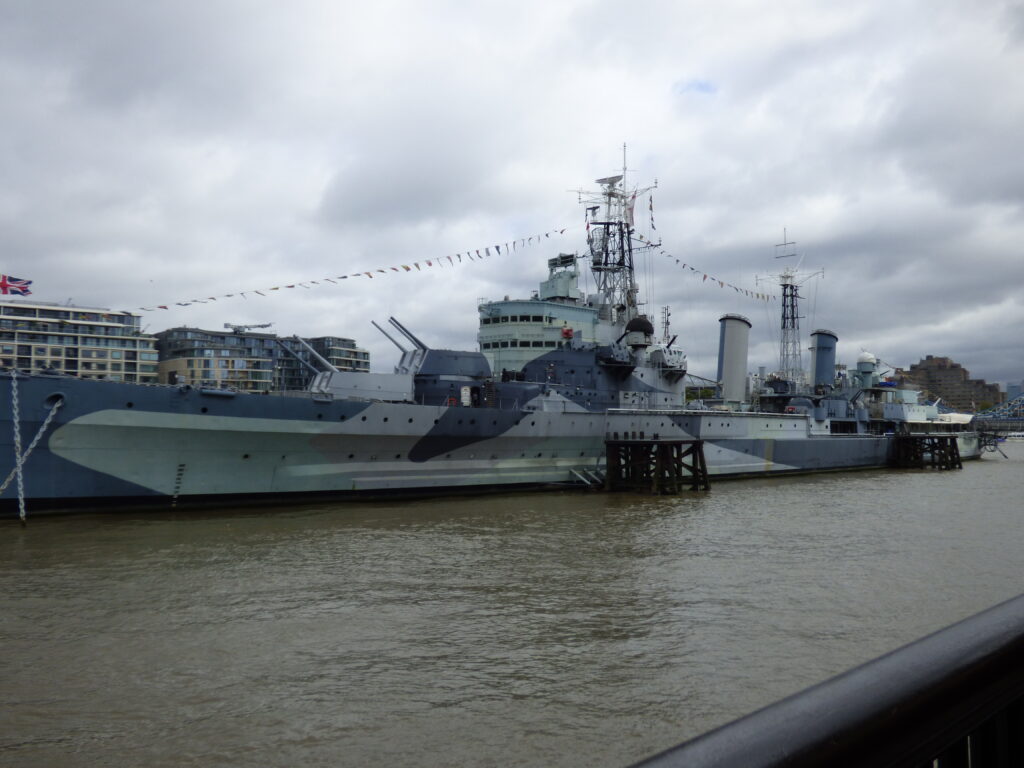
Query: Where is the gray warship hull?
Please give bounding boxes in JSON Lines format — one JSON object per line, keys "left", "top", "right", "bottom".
{"left": 1, "top": 374, "right": 979, "bottom": 516}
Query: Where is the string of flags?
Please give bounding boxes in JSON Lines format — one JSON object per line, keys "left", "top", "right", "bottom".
{"left": 634, "top": 234, "right": 778, "bottom": 302}
{"left": 2, "top": 236, "right": 772, "bottom": 311}
{"left": 17, "top": 208, "right": 770, "bottom": 311}
{"left": 135, "top": 229, "right": 571, "bottom": 311}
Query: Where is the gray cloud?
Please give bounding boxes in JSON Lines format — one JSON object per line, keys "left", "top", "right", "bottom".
{"left": 1, "top": 0, "right": 1021, "bottom": 389}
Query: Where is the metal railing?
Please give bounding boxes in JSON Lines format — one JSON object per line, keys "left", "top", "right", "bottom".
{"left": 632, "top": 593, "right": 1024, "bottom": 767}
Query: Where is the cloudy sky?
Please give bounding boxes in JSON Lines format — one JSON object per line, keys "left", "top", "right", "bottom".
{"left": 2, "top": 0, "right": 1022, "bottom": 385}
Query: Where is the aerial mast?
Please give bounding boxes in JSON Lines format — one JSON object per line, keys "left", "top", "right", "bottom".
{"left": 576, "top": 145, "right": 654, "bottom": 327}
{"left": 762, "top": 230, "right": 823, "bottom": 393}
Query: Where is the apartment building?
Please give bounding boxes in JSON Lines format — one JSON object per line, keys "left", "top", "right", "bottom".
{"left": 154, "top": 326, "right": 370, "bottom": 393}
{"left": 0, "top": 299, "right": 159, "bottom": 383}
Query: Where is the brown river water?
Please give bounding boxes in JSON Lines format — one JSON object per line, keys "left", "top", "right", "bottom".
{"left": 2, "top": 442, "right": 1022, "bottom": 767}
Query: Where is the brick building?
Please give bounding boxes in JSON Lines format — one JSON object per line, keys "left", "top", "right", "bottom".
{"left": 898, "top": 355, "right": 1003, "bottom": 412}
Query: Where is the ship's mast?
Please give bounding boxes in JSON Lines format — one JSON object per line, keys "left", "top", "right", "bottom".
{"left": 766, "top": 230, "right": 823, "bottom": 392}
{"left": 576, "top": 148, "right": 654, "bottom": 326}
{"left": 778, "top": 268, "right": 804, "bottom": 390}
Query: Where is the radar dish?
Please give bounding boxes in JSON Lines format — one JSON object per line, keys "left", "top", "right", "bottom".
{"left": 595, "top": 175, "right": 623, "bottom": 186}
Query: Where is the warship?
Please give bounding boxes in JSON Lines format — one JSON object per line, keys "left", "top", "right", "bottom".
{"left": 1, "top": 173, "right": 979, "bottom": 516}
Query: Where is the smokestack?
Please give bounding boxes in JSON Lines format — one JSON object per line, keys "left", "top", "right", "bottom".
{"left": 810, "top": 329, "right": 838, "bottom": 389}
{"left": 717, "top": 314, "right": 752, "bottom": 403}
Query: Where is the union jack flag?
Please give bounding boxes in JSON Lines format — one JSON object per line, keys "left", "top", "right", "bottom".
{"left": 0, "top": 275, "right": 32, "bottom": 295}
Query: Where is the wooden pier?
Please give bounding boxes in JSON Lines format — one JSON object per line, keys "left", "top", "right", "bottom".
{"left": 890, "top": 434, "right": 963, "bottom": 470}
{"left": 604, "top": 439, "right": 710, "bottom": 493}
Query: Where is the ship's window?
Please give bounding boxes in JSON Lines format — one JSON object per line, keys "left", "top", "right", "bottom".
{"left": 532, "top": 315, "right": 543, "bottom": 322}
{"left": 532, "top": 341, "right": 543, "bottom": 347}
{"left": 544, "top": 341, "right": 556, "bottom": 348}
{"left": 481, "top": 318, "right": 491, "bottom": 325}
{"left": 499, "top": 341, "right": 509, "bottom": 348}
{"left": 481, "top": 343, "right": 491, "bottom": 349}
{"left": 499, "top": 316, "right": 509, "bottom": 323}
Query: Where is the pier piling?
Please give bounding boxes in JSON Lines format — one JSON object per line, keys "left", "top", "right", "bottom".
{"left": 891, "top": 435, "right": 962, "bottom": 470}
{"left": 605, "top": 439, "right": 710, "bottom": 493}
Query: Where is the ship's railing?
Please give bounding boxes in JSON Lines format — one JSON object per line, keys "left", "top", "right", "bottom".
{"left": 632, "top": 592, "right": 1024, "bottom": 767}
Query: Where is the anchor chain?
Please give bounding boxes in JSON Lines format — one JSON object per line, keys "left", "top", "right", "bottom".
{"left": 4, "top": 370, "right": 64, "bottom": 523}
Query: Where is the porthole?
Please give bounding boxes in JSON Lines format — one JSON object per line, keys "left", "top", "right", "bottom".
{"left": 348, "top": 453, "right": 354, "bottom": 459}
{"left": 242, "top": 453, "right": 250, "bottom": 459}
{"left": 408, "top": 418, "right": 414, "bottom": 423}
{"left": 201, "top": 407, "right": 208, "bottom": 414}
{"left": 361, "top": 415, "right": 367, "bottom": 421}
{"left": 126, "top": 402, "right": 134, "bottom": 408}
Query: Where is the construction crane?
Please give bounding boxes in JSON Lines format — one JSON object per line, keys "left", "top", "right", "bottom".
{"left": 223, "top": 322, "right": 274, "bottom": 334}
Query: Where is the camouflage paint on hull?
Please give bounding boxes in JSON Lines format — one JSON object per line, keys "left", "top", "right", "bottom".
{"left": 0, "top": 374, "right": 980, "bottom": 516}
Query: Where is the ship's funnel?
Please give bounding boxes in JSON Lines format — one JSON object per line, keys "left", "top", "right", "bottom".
{"left": 810, "top": 329, "right": 838, "bottom": 390}
{"left": 717, "top": 314, "right": 751, "bottom": 403}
